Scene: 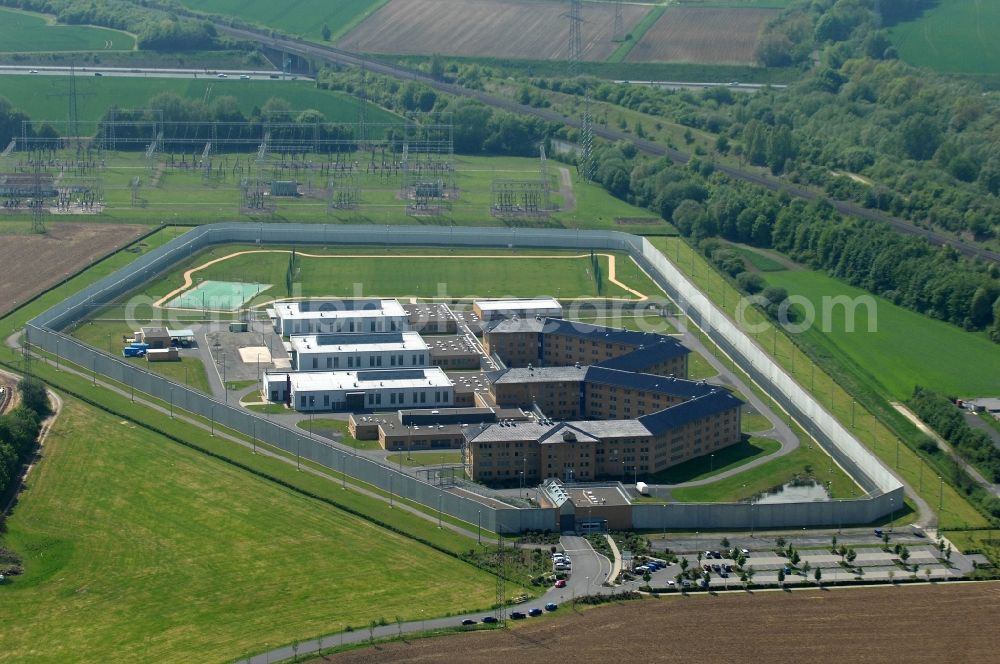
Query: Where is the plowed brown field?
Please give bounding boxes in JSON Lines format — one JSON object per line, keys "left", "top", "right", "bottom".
{"left": 338, "top": 0, "right": 647, "bottom": 61}
{"left": 324, "top": 583, "right": 1000, "bottom": 663}
{"left": 627, "top": 7, "right": 777, "bottom": 64}
{"left": 0, "top": 223, "right": 146, "bottom": 315}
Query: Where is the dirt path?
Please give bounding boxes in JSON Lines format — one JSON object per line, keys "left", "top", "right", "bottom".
{"left": 153, "top": 249, "right": 649, "bottom": 309}
{"left": 558, "top": 167, "right": 576, "bottom": 212}
{"left": 892, "top": 402, "right": 1000, "bottom": 498}
{"left": 727, "top": 241, "right": 803, "bottom": 272}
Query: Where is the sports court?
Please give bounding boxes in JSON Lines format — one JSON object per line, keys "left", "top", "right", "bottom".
{"left": 166, "top": 280, "right": 271, "bottom": 311}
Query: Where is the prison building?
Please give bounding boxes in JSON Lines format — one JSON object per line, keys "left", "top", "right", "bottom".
{"left": 488, "top": 365, "right": 717, "bottom": 421}
{"left": 289, "top": 331, "right": 428, "bottom": 371}
{"left": 349, "top": 406, "right": 529, "bottom": 451}
{"left": 263, "top": 367, "right": 454, "bottom": 412}
{"left": 403, "top": 303, "right": 459, "bottom": 334}
{"left": 270, "top": 299, "right": 408, "bottom": 336}
{"left": 464, "top": 389, "right": 742, "bottom": 483}
{"left": 472, "top": 298, "right": 563, "bottom": 322}
{"left": 426, "top": 335, "right": 482, "bottom": 370}
{"left": 483, "top": 317, "right": 689, "bottom": 378}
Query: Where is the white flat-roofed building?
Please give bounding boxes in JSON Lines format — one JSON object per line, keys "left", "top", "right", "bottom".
{"left": 472, "top": 297, "right": 562, "bottom": 322}
{"left": 290, "top": 331, "right": 429, "bottom": 371}
{"left": 263, "top": 367, "right": 454, "bottom": 412}
{"left": 271, "top": 299, "right": 408, "bottom": 335}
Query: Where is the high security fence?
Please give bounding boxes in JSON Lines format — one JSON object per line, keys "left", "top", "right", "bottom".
{"left": 26, "top": 223, "right": 904, "bottom": 532}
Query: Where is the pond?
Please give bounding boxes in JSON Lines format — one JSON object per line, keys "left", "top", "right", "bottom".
{"left": 751, "top": 478, "right": 830, "bottom": 504}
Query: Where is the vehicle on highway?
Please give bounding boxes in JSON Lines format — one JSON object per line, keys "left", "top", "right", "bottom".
{"left": 94, "top": 72, "right": 103, "bottom": 77}
{"left": 29, "top": 69, "right": 38, "bottom": 74}
{"left": 269, "top": 73, "right": 280, "bottom": 79}
{"left": 554, "top": 579, "right": 566, "bottom": 588}
{"left": 217, "top": 73, "right": 227, "bottom": 78}
{"left": 544, "top": 603, "right": 558, "bottom": 612}
{"left": 461, "top": 619, "right": 477, "bottom": 626}
{"left": 240, "top": 74, "right": 251, "bottom": 80}
{"left": 511, "top": 611, "right": 526, "bottom": 620}
{"left": 482, "top": 616, "right": 498, "bottom": 624}
{"left": 528, "top": 608, "right": 543, "bottom": 617}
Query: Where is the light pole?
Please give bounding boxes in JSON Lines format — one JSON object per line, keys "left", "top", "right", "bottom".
{"left": 889, "top": 497, "right": 895, "bottom": 532}
{"left": 251, "top": 418, "right": 256, "bottom": 454}
{"left": 221, "top": 351, "right": 228, "bottom": 403}
{"left": 297, "top": 436, "right": 301, "bottom": 471}
{"left": 710, "top": 454, "right": 714, "bottom": 474}
{"left": 519, "top": 470, "right": 524, "bottom": 499}
{"left": 938, "top": 476, "right": 943, "bottom": 510}
{"left": 211, "top": 406, "right": 215, "bottom": 437}
{"left": 477, "top": 510, "right": 482, "bottom": 544}
{"left": 169, "top": 387, "right": 174, "bottom": 418}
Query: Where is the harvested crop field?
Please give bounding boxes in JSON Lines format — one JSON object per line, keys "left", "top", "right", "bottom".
{"left": 627, "top": 7, "right": 777, "bottom": 64}
{"left": 338, "top": 0, "right": 648, "bottom": 61}
{"left": 0, "top": 223, "right": 146, "bottom": 315}
{"left": 324, "top": 583, "right": 1000, "bottom": 663}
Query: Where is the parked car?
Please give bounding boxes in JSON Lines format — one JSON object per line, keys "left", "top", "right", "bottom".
{"left": 554, "top": 579, "right": 566, "bottom": 588}
{"left": 874, "top": 528, "right": 884, "bottom": 537}
{"left": 711, "top": 564, "right": 721, "bottom": 572}
{"left": 724, "top": 564, "right": 734, "bottom": 573}
{"left": 554, "top": 564, "right": 570, "bottom": 571}
{"left": 635, "top": 565, "right": 649, "bottom": 574}
{"left": 528, "top": 608, "right": 543, "bottom": 617}
{"left": 511, "top": 611, "right": 526, "bottom": 620}
{"left": 783, "top": 566, "right": 793, "bottom": 574}
{"left": 482, "top": 616, "right": 498, "bottom": 624}
{"left": 544, "top": 603, "right": 558, "bottom": 612}
{"left": 740, "top": 548, "right": 751, "bottom": 556}
{"left": 702, "top": 564, "right": 711, "bottom": 572}
{"left": 711, "top": 551, "right": 722, "bottom": 559}
{"left": 461, "top": 619, "right": 477, "bottom": 626}
{"left": 720, "top": 571, "right": 729, "bottom": 578}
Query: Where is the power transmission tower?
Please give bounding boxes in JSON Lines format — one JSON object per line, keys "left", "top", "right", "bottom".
{"left": 567, "top": 0, "right": 583, "bottom": 77}
{"left": 580, "top": 91, "right": 596, "bottom": 181}
{"left": 357, "top": 57, "right": 369, "bottom": 149}
{"left": 613, "top": 0, "right": 624, "bottom": 42}
{"left": 495, "top": 531, "right": 506, "bottom": 626}
{"left": 30, "top": 161, "right": 47, "bottom": 234}
{"left": 46, "top": 64, "right": 93, "bottom": 146}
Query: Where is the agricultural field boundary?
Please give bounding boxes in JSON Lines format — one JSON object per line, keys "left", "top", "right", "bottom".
{"left": 22, "top": 223, "right": 903, "bottom": 532}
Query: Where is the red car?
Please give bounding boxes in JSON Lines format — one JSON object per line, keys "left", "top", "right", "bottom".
{"left": 554, "top": 579, "right": 567, "bottom": 588}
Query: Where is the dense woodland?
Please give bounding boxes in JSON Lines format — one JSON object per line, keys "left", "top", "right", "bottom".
{"left": 0, "top": 379, "right": 49, "bottom": 502}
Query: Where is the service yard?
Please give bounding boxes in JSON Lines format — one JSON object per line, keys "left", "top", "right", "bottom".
{"left": 323, "top": 583, "right": 1000, "bottom": 663}
{"left": 0, "top": 222, "right": 146, "bottom": 316}
{"left": 627, "top": 7, "right": 778, "bottom": 65}
{"left": 338, "top": 0, "right": 648, "bottom": 61}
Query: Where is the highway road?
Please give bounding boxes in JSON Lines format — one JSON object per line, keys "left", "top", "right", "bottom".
{"left": 210, "top": 23, "right": 1000, "bottom": 265}
{"left": 0, "top": 64, "right": 310, "bottom": 81}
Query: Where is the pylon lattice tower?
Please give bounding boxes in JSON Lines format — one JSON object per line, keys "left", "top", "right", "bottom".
{"left": 613, "top": 0, "right": 624, "bottom": 42}
{"left": 567, "top": 0, "right": 583, "bottom": 77}
{"left": 580, "top": 91, "right": 596, "bottom": 181}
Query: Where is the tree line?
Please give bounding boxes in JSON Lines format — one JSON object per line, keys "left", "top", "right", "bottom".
{"left": 0, "top": 378, "right": 50, "bottom": 502}
{"left": 908, "top": 386, "right": 1000, "bottom": 494}
{"left": 0, "top": 0, "right": 223, "bottom": 51}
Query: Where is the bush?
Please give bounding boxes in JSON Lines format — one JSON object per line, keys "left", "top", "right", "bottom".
{"left": 736, "top": 272, "right": 765, "bottom": 294}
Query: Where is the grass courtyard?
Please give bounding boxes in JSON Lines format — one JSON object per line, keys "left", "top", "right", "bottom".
{"left": 0, "top": 398, "right": 497, "bottom": 663}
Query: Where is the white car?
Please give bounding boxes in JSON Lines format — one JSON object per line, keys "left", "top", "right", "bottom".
{"left": 240, "top": 74, "right": 251, "bottom": 80}
{"left": 217, "top": 73, "right": 228, "bottom": 78}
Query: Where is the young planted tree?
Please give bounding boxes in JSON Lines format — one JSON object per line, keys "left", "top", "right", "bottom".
{"left": 814, "top": 567, "right": 822, "bottom": 585}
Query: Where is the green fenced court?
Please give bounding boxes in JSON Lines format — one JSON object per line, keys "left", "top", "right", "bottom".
{"left": 166, "top": 280, "right": 272, "bottom": 311}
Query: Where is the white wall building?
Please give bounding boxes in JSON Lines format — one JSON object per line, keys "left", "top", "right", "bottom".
{"left": 270, "top": 299, "right": 408, "bottom": 336}
{"left": 472, "top": 297, "right": 563, "bottom": 322}
{"left": 290, "top": 331, "right": 429, "bottom": 371}
{"left": 263, "top": 367, "right": 454, "bottom": 412}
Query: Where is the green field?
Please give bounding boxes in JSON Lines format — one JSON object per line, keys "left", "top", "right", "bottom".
{"left": 0, "top": 7, "right": 135, "bottom": 52}
{"left": 125, "top": 244, "right": 663, "bottom": 309}
{"left": 675, "top": 0, "right": 792, "bottom": 7}
{"left": 0, "top": 398, "right": 496, "bottom": 662}
{"left": 297, "top": 417, "right": 381, "bottom": 449}
{"left": 889, "top": 0, "right": 1000, "bottom": 74}
{"left": 387, "top": 452, "right": 463, "bottom": 467}
{"left": 178, "top": 0, "right": 387, "bottom": 42}
{"left": 0, "top": 75, "right": 393, "bottom": 125}
{"left": 764, "top": 270, "right": 1000, "bottom": 400}
{"left": 646, "top": 436, "right": 781, "bottom": 486}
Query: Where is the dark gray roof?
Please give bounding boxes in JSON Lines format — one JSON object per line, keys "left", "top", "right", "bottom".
{"left": 638, "top": 390, "right": 743, "bottom": 434}
{"left": 312, "top": 332, "right": 405, "bottom": 345}
{"left": 583, "top": 366, "right": 716, "bottom": 398}
{"left": 595, "top": 341, "right": 689, "bottom": 372}
{"left": 491, "top": 366, "right": 589, "bottom": 384}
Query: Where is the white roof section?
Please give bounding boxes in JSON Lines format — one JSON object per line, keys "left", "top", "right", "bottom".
{"left": 473, "top": 297, "right": 562, "bottom": 312}
{"left": 274, "top": 299, "right": 407, "bottom": 320}
{"left": 289, "top": 331, "right": 426, "bottom": 354}
{"left": 269, "top": 367, "right": 452, "bottom": 391}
